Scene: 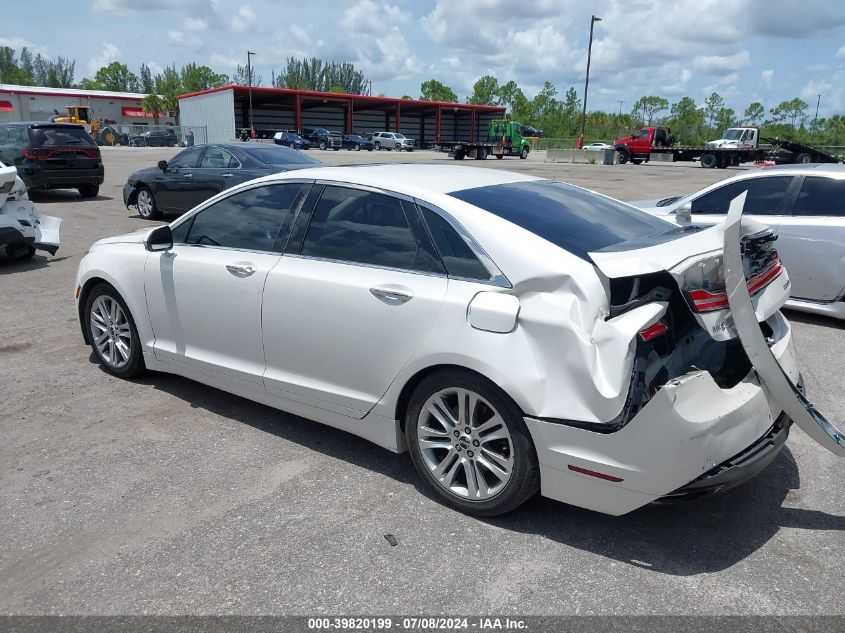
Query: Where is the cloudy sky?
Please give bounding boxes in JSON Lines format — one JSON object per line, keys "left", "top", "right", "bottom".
{"left": 4, "top": 0, "right": 845, "bottom": 116}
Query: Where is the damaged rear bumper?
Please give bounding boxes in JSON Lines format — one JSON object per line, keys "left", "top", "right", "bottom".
{"left": 524, "top": 311, "right": 799, "bottom": 516}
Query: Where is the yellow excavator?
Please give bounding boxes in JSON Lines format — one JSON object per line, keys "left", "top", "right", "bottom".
{"left": 51, "top": 105, "right": 121, "bottom": 146}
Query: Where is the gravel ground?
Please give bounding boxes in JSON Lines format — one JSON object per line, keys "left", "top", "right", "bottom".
{"left": 0, "top": 146, "right": 842, "bottom": 616}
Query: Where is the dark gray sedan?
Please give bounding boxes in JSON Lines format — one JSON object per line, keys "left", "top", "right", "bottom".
{"left": 123, "top": 144, "right": 321, "bottom": 219}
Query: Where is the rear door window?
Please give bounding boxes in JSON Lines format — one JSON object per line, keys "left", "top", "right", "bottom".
{"left": 199, "top": 146, "right": 238, "bottom": 169}
{"left": 169, "top": 147, "right": 204, "bottom": 169}
{"left": 421, "top": 207, "right": 490, "bottom": 281}
{"left": 691, "top": 176, "right": 794, "bottom": 215}
{"left": 300, "top": 186, "right": 441, "bottom": 273}
{"left": 792, "top": 176, "right": 845, "bottom": 217}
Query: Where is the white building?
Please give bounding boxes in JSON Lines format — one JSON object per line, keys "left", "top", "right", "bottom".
{"left": 0, "top": 84, "right": 175, "bottom": 126}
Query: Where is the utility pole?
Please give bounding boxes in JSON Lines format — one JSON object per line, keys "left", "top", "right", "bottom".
{"left": 247, "top": 50, "right": 256, "bottom": 134}
{"left": 577, "top": 15, "right": 601, "bottom": 149}
{"left": 813, "top": 94, "right": 821, "bottom": 134}
{"left": 617, "top": 100, "right": 624, "bottom": 116}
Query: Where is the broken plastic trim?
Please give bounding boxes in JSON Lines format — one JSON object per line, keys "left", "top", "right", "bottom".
{"left": 723, "top": 191, "right": 845, "bottom": 456}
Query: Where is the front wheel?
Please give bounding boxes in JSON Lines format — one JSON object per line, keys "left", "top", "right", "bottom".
{"left": 319, "top": 141, "right": 327, "bottom": 150}
{"left": 519, "top": 146, "right": 529, "bottom": 159}
{"left": 135, "top": 185, "right": 161, "bottom": 220}
{"left": 406, "top": 371, "right": 540, "bottom": 516}
{"left": 85, "top": 284, "right": 145, "bottom": 379}
{"left": 700, "top": 152, "right": 717, "bottom": 168}
{"left": 795, "top": 152, "right": 812, "bottom": 164}
{"left": 354, "top": 144, "right": 361, "bottom": 151}
{"left": 374, "top": 142, "right": 381, "bottom": 150}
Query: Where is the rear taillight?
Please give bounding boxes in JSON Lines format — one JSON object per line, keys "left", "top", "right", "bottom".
{"left": 23, "top": 147, "right": 100, "bottom": 160}
{"left": 23, "top": 148, "right": 51, "bottom": 159}
{"left": 639, "top": 321, "right": 669, "bottom": 342}
{"left": 687, "top": 253, "right": 782, "bottom": 313}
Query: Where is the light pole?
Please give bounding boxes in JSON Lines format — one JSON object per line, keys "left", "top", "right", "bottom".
{"left": 577, "top": 14, "right": 601, "bottom": 149}
{"left": 247, "top": 50, "right": 256, "bottom": 134}
{"left": 813, "top": 94, "right": 821, "bottom": 135}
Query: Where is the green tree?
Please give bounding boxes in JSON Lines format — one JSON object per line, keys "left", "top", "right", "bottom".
{"left": 141, "top": 93, "right": 163, "bottom": 124}
{"left": 180, "top": 63, "right": 228, "bottom": 92}
{"left": 668, "top": 96, "right": 705, "bottom": 144}
{"left": 703, "top": 92, "right": 725, "bottom": 127}
{"left": 743, "top": 101, "right": 764, "bottom": 124}
{"left": 714, "top": 107, "right": 736, "bottom": 132}
{"left": 561, "top": 86, "right": 581, "bottom": 135}
{"left": 468, "top": 75, "right": 499, "bottom": 105}
{"left": 420, "top": 79, "right": 458, "bottom": 103}
{"left": 90, "top": 61, "right": 138, "bottom": 92}
{"left": 632, "top": 95, "right": 668, "bottom": 125}
{"left": 770, "top": 98, "right": 808, "bottom": 128}
{"left": 231, "top": 64, "right": 262, "bottom": 86}
{"left": 154, "top": 65, "right": 182, "bottom": 122}
{"left": 0, "top": 47, "right": 33, "bottom": 84}
{"left": 139, "top": 63, "right": 155, "bottom": 93}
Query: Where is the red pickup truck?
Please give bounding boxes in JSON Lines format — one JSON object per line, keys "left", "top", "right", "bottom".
{"left": 613, "top": 127, "right": 674, "bottom": 164}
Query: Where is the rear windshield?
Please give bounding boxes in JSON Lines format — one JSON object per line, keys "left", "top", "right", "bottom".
{"left": 244, "top": 146, "right": 322, "bottom": 165}
{"left": 448, "top": 180, "right": 675, "bottom": 260}
{"left": 29, "top": 126, "right": 96, "bottom": 147}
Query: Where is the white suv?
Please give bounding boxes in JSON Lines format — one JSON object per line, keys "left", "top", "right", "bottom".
{"left": 372, "top": 131, "right": 414, "bottom": 151}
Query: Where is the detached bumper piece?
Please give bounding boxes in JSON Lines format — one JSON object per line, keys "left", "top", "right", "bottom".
{"left": 659, "top": 413, "right": 791, "bottom": 502}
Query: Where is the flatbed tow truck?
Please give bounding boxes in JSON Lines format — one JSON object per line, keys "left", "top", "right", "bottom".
{"left": 437, "top": 120, "right": 531, "bottom": 160}
{"left": 614, "top": 126, "right": 843, "bottom": 168}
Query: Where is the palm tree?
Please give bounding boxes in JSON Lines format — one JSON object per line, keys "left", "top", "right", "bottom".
{"left": 141, "top": 93, "right": 163, "bottom": 125}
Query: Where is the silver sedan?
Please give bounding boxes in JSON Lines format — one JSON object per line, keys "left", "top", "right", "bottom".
{"left": 632, "top": 164, "right": 845, "bottom": 319}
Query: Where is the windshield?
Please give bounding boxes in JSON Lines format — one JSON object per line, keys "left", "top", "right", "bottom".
{"left": 288, "top": 133, "right": 303, "bottom": 140}
{"left": 29, "top": 126, "right": 96, "bottom": 147}
{"left": 244, "top": 146, "right": 321, "bottom": 166}
{"left": 394, "top": 134, "right": 405, "bottom": 139}
{"left": 722, "top": 129, "right": 744, "bottom": 140}
{"left": 448, "top": 180, "right": 675, "bottom": 261}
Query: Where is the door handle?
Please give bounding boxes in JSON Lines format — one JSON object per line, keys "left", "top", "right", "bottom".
{"left": 370, "top": 286, "right": 413, "bottom": 304}
{"left": 222, "top": 173, "right": 233, "bottom": 177}
{"left": 183, "top": 173, "right": 193, "bottom": 178}
{"left": 226, "top": 264, "right": 256, "bottom": 277}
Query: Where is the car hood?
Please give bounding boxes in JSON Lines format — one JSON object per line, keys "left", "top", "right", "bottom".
{"left": 128, "top": 166, "right": 161, "bottom": 182}
{"left": 91, "top": 226, "right": 154, "bottom": 248}
{"left": 627, "top": 196, "right": 684, "bottom": 211}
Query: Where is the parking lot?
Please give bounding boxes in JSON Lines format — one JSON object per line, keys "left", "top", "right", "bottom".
{"left": 0, "top": 146, "right": 843, "bottom": 615}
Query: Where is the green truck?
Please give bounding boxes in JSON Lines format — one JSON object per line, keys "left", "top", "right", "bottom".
{"left": 437, "top": 120, "right": 531, "bottom": 160}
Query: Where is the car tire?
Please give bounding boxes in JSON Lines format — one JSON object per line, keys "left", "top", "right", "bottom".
{"left": 495, "top": 154, "right": 503, "bottom": 160}
{"left": 454, "top": 151, "right": 465, "bottom": 160}
{"left": 795, "top": 152, "right": 812, "bottom": 164}
{"left": 78, "top": 184, "right": 99, "bottom": 198}
{"left": 700, "top": 152, "right": 717, "bottom": 168}
{"left": 374, "top": 142, "right": 381, "bottom": 150}
{"left": 319, "top": 141, "right": 327, "bottom": 150}
{"left": 406, "top": 370, "right": 540, "bottom": 516}
{"left": 476, "top": 147, "right": 488, "bottom": 160}
{"left": 5, "top": 244, "right": 36, "bottom": 260}
{"left": 631, "top": 158, "right": 643, "bottom": 165}
{"left": 519, "top": 146, "right": 529, "bottom": 159}
{"left": 617, "top": 148, "right": 630, "bottom": 164}
{"left": 135, "top": 185, "right": 161, "bottom": 220}
{"left": 84, "top": 283, "right": 145, "bottom": 379}
{"left": 354, "top": 144, "right": 361, "bottom": 151}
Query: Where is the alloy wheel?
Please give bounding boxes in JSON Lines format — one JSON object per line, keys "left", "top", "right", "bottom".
{"left": 89, "top": 295, "right": 132, "bottom": 369}
{"left": 416, "top": 387, "right": 514, "bottom": 501}
{"left": 137, "top": 189, "right": 153, "bottom": 218}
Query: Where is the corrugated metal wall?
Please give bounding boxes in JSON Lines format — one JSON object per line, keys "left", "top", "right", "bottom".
{"left": 0, "top": 90, "right": 175, "bottom": 126}
{"left": 180, "top": 89, "right": 235, "bottom": 144}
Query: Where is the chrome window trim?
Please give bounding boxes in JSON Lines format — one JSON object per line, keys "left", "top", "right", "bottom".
{"left": 414, "top": 199, "right": 512, "bottom": 289}
{"left": 284, "top": 252, "right": 449, "bottom": 281}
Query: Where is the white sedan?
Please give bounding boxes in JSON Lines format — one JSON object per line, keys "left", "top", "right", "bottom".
{"left": 582, "top": 142, "right": 613, "bottom": 151}
{"left": 74, "top": 165, "right": 843, "bottom": 516}
{"left": 631, "top": 164, "right": 845, "bottom": 319}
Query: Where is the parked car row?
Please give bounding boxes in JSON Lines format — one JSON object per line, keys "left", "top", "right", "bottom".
{"left": 271, "top": 128, "right": 411, "bottom": 151}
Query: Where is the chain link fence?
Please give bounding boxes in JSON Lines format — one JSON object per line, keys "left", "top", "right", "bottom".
{"left": 94, "top": 125, "right": 207, "bottom": 148}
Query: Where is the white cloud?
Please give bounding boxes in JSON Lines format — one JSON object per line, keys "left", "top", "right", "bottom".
{"left": 691, "top": 51, "right": 751, "bottom": 74}
{"left": 92, "top": 0, "right": 182, "bottom": 15}
{"left": 231, "top": 5, "right": 256, "bottom": 32}
{"left": 761, "top": 69, "right": 774, "bottom": 87}
{"left": 87, "top": 41, "right": 121, "bottom": 75}
{"left": 837, "top": 46, "right": 845, "bottom": 59}
{"left": 346, "top": 0, "right": 410, "bottom": 34}
{"left": 185, "top": 17, "right": 208, "bottom": 32}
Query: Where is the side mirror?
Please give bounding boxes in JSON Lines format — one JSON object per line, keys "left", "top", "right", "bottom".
{"left": 676, "top": 202, "right": 692, "bottom": 225}
{"left": 157, "top": 160, "right": 168, "bottom": 172}
{"left": 145, "top": 225, "right": 173, "bottom": 252}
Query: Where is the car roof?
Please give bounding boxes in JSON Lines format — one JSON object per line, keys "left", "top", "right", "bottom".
{"left": 250, "top": 164, "right": 542, "bottom": 196}
{"left": 731, "top": 163, "right": 845, "bottom": 178}
{"left": 5, "top": 121, "right": 85, "bottom": 129}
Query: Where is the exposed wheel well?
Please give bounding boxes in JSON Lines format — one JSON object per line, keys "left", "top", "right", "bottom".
{"left": 77, "top": 277, "right": 115, "bottom": 344}
{"left": 126, "top": 183, "right": 144, "bottom": 206}
{"left": 395, "top": 364, "right": 507, "bottom": 432}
